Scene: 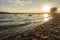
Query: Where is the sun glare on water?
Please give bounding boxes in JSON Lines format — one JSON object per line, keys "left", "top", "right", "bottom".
{"left": 43, "top": 14, "right": 49, "bottom": 21}
{"left": 42, "top": 4, "right": 51, "bottom": 12}
{"left": 43, "top": 14, "right": 52, "bottom": 22}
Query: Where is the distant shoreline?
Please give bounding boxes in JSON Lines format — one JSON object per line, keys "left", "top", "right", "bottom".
{"left": 0, "top": 12, "right": 60, "bottom": 14}
{"left": 0, "top": 12, "right": 51, "bottom": 14}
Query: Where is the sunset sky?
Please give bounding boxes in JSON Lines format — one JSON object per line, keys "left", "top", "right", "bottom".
{"left": 0, "top": 0, "right": 60, "bottom": 13}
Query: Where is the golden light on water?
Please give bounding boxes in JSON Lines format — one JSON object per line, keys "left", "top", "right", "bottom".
{"left": 43, "top": 14, "right": 49, "bottom": 22}
{"left": 43, "top": 14, "right": 52, "bottom": 22}
{"left": 44, "top": 14, "right": 48, "bottom": 18}
{"left": 42, "top": 4, "right": 51, "bottom": 12}
{"left": 44, "top": 18, "right": 49, "bottom": 21}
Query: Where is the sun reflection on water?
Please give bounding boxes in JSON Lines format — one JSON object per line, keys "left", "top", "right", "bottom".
{"left": 43, "top": 14, "right": 52, "bottom": 22}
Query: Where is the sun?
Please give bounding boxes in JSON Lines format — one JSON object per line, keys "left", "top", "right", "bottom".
{"left": 42, "top": 4, "right": 51, "bottom": 12}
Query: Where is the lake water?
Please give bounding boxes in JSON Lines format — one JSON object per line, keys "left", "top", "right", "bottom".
{"left": 0, "top": 14, "right": 47, "bottom": 26}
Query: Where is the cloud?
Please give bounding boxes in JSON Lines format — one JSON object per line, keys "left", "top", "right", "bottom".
{"left": 0, "top": 0, "right": 32, "bottom": 5}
